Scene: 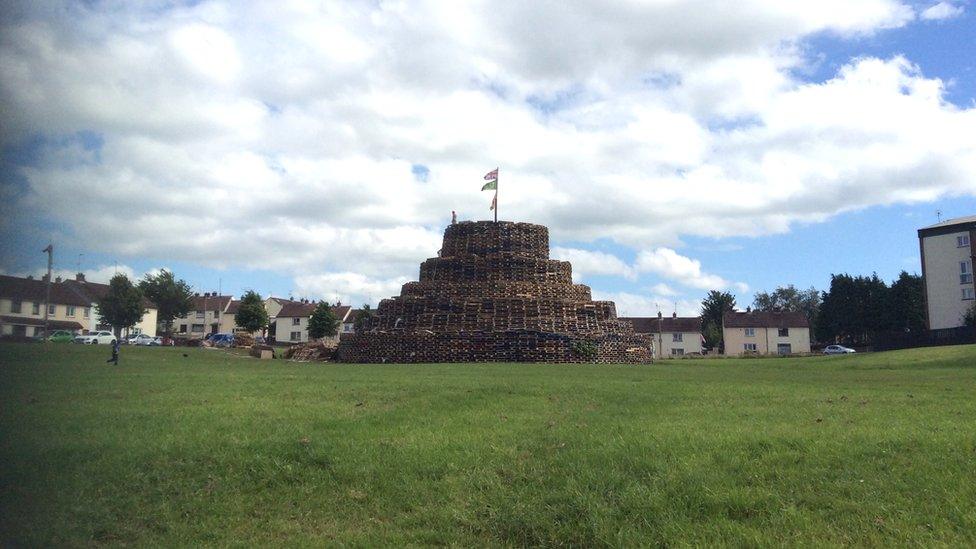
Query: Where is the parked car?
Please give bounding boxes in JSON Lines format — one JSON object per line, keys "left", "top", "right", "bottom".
{"left": 74, "top": 331, "right": 117, "bottom": 345}
{"left": 823, "top": 344, "right": 856, "bottom": 355}
{"left": 209, "top": 333, "right": 235, "bottom": 347}
{"left": 127, "top": 334, "right": 156, "bottom": 346}
{"left": 34, "top": 330, "right": 76, "bottom": 343}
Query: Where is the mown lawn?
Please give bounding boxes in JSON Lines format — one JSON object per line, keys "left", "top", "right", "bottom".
{"left": 1, "top": 343, "right": 975, "bottom": 546}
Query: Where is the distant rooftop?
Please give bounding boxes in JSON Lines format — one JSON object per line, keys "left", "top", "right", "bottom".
{"left": 920, "top": 215, "right": 976, "bottom": 230}
{"left": 918, "top": 214, "right": 976, "bottom": 237}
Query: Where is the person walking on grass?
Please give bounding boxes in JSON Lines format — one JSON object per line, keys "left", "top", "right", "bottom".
{"left": 106, "top": 337, "right": 120, "bottom": 365}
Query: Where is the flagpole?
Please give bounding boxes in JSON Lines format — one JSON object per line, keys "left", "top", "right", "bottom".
{"left": 494, "top": 170, "right": 498, "bottom": 223}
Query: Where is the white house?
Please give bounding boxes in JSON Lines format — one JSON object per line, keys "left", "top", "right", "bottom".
{"left": 621, "top": 313, "right": 703, "bottom": 358}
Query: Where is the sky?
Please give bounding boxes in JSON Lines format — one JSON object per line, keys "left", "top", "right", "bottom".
{"left": 1, "top": 0, "right": 975, "bottom": 316}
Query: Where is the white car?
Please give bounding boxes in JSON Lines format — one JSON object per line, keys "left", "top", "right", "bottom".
{"left": 129, "top": 334, "right": 156, "bottom": 346}
{"left": 74, "top": 331, "right": 117, "bottom": 345}
{"left": 823, "top": 344, "right": 856, "bottom": 355}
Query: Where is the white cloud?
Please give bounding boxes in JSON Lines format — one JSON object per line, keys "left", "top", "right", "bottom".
{"left": 551, "top": 247, "right": 636, "bottom": 281}
{"left": 920, "top": 2, "right": 964, "bottom": 20}
{"left": 0, "top": 0, "right": 973, "bottom": 305}
{"left": 292, "top": 272, "right": 412, "bottom": 308}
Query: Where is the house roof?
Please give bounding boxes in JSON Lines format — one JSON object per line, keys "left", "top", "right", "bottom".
{"left": 276, "top": 301, "right": 317, "bottom": 318}
{"left": 0, "top": 275, "right": 94, "bottom": 307}
{"left": 918, "top": 214, "right": 976, "bottom": 238}
{"left": 190, "top": 294, "right": 232, "bottom": 312}
{"left": 723, "top": 310, "right": 809, "bottom": 328}
{"left": 621, "top": 316, "right": 702, "bottom": 333}
{"left": 0, "top": 315, "right": 84, "bottom": 330}
{"left": 224, "top": 300, "right": 241, "bottom": 315}
{"left": 333, "top": 305, "right": 352, "bottom": 322}
{"left": 61, "top": 279, "right": 156, "bottom": 309}
{"left": 276, "top": 302, "right": 351, "bottom": 319}
{"left": 344, "top": 309, "right": 365, "bottom": 323}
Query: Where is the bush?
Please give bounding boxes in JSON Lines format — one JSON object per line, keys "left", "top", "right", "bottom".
{"left": 571, "top": 340, "right": 597, "bottom": 359}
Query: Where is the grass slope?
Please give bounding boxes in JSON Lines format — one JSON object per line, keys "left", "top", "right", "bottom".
{"left": 1, "top": 343, "right": 975, "bottom": 546}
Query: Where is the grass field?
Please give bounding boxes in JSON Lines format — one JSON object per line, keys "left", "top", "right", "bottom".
{"left": 1, "top": 343, "right": 975, "bottom": 546}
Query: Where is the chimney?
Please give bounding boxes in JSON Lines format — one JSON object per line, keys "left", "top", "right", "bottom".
{"left": 55, "top": 276, "right": 62, "bottom": 283}
{"left": 26, "top": 275, "right": 33, "bottom": 280}
{"left": 657, "top": 311, "right": 662, "bottom": 319}
{"left": 195, "top": 292, "right": 200, "bottom": 297}
{"left": 76, "top": 272, "right": 86, "bottom": 282}
{"left": 42, "top": 274, "right": 50, "bottom": 282}
{"left": 746, "top": 306, "right": 752, "bottom": 313}
{"left": 672, "top": 312, "right": 677, "bottom": 319}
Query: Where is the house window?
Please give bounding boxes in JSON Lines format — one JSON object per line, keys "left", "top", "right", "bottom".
{"left": 671, "top": 348, "right": 684, "bottom": 356}
{"left": 290, "top": 331, "right": 301, "bottom": 341}
{"left": 744, "top": 328, "right": 755, "bottom": 337}
{"left": 961, "top": 262, "right": 973, "bottom": 284}
{"left": 84, "top": 307, "right": 90, "bottom": 318}
{"left": 32, "top": 302, "right": 40, "bottom": 315}
{"left": 963, "top": 288, "right": 975, "bottom": 301}
{"left": 66, "top": 306, "right": 76, "bottom": 317}
{"left": 957, "top": 235, "right": 970, "bottom": 248}
{"left": 11, "top": 300, "right": 21, "bottom": 314}
{"left": 672, "top": 333, "right": 683, "bottom": 342}
{"left": 777, "top": 343, "right": 792, "bottom": 355}
{"left": 778, "top": 328, "right": 789, "bottom": 337}
{"left": 191, "top": 324, "right": 204, "bottom": 332}
{"left": 292, "top": 317, "right": 301, "bottom": 325}
{"left": 744, "top": 343, "right": 757, "bottom": 352}
{"left": 196, "top": 311, "right": 204, "bottom": 319}
{"left": 179, "top": 325, "right": 187, "bottom": 333}
{"left": 343, "top": 324, "right": 353, "bottom": 333}
{"left": 48, "top": 304, "right": 56, "bottom": 315}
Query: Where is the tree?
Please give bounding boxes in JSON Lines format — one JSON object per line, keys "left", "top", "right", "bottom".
{"left": 700, "top": 290, "right": 736, "bottom": 352}
{"left": 752, "top": 284, "right": 821, "bottom": 340}
{"left": 817, "top": 272, "right": 895, "bottom": 345}
{"left": 235, "top": 290, "right": 269, "bottom": 334}
{"left": 354, "top": 304, "right": 374, "bottom": 334}
{"left": 97, "top": 273, "right": 145, "bottom": 337}
{"left": 138, "top": 269, "right": 193, "bottom": 336}
{"left": 308, "top": 301, "right": 340, "bottom": 340}
{"left": 889, "top": 271, "right": 925, "bottom": 332}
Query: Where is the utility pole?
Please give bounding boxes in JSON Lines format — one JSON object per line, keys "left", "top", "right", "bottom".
{"left": 42, "top": 244, "right": 53, "bottom": 339}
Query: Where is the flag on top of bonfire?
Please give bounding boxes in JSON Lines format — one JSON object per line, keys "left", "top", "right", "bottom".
{"left": 481, "top": 168, "right": 498, "bottom": 191}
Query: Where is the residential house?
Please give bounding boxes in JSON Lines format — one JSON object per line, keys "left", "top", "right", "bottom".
{"left": 621, "top": 313, "right": 703, "bottom": 358}
{"left": 62, "top": 273, "right": 158, "bottom": 336}
{"left": 172, "top": 293, "right": 232, "bottom": 337}
{"left": 272, "top": 300, "right": 352, "bottom": 344}
{"left": 0, "top": 272, "right": 157, "bottom": 337}
{"left": 341, "top": 309, "right": 365, "bottom": 336}
{"left": 722, "top": 310, "right": 811, "bottom": 355}
{"left": 918, "top": 215, "right": 976, "bottom": 329}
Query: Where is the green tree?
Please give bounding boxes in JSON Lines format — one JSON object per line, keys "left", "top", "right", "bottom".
{"left": 889, "top": 271, "right": 925, "bottom": 332}
{"left": 354, "top": 304, "right": 374, "bottom": 334}
{"left": 308, "top": 301, "right": 340, "bottom": 340}
{"left": 138, "top": 269, "right": 193, "bottom": 336}
{"left": 97, "top": 273, "right": 146, "bottom": 337}
{"left": 235, "top": 290, "right": 269, "bottom": 334}
{"left": 752, "top": 284, "right": 821, "bottom": 341}
{"left": 817, "top": 273, "right": 893, "bottom": 345}
{"left": 700, "top": 290, "right": 736, "bottom": 352}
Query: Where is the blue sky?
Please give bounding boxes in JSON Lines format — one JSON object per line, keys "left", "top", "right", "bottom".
{"left": 1, "top": 1, "right": 975, "bottom": 315}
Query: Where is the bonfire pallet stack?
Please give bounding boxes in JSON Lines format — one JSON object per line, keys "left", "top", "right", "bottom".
{"left": 336, "top": 221, "right": 652, "bottom": 363}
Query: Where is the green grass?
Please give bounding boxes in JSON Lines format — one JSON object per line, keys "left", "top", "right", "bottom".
{"left": 1, "top": 343, "right": 975, "bottom": 546}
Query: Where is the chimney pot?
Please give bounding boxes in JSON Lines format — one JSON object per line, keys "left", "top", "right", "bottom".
{"left": 55, "top": 276, "right": 62, "bottom": 283}
{"left": 76, "top": 272, "right": 85, "bottom": 282}
{"left": 195, "top": 292, "right": 200, "bottom": 297}
{"left": 657, "top": 311, "right": 662, "bottom": 319}
{"left": 26, "top": 275, "right": 33, "bottom": 280}
{"left": 42, "top": 273, "right": 50, "bottom": 282}
{"left": 672, "top": 312, "right": 677, "bottom": 318}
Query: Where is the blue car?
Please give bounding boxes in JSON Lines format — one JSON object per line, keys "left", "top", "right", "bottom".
{"left": 209, "top": 333, "right": 236, "bottom": 347}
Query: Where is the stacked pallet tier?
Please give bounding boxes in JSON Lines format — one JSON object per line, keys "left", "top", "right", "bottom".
{"left": 336, "top": 220, "right": 651, "bottom": 363}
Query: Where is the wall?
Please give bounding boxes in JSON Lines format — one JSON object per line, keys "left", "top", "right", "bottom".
{"left": 922, "top": 231, "right": 974, "bottom": 329}
{"left": 649, "top": 331, "right": 703, "bottom": 358}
